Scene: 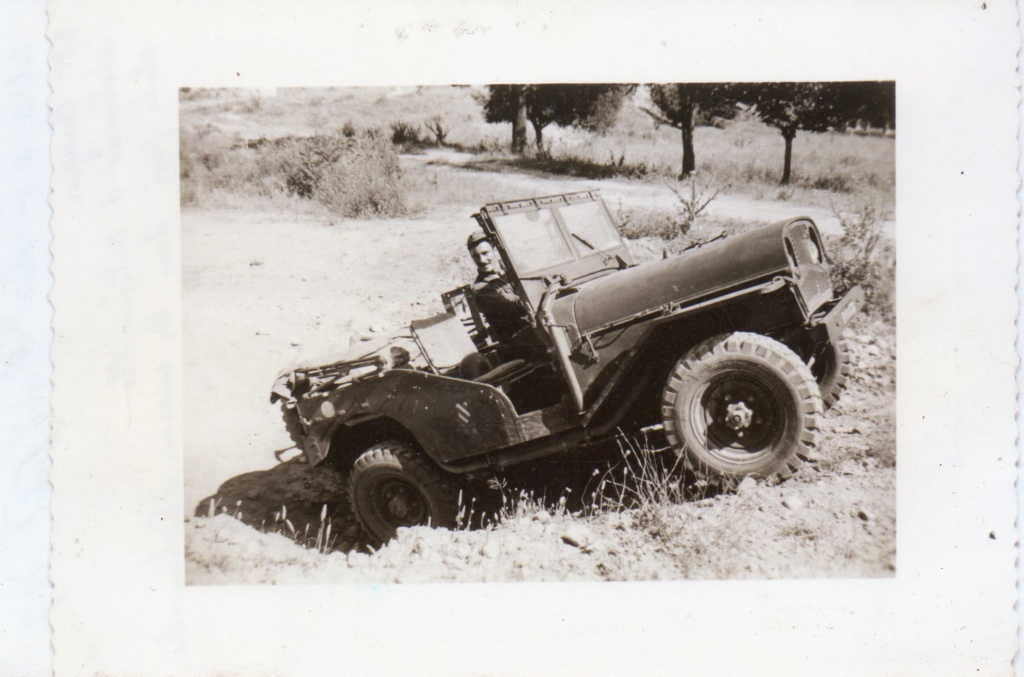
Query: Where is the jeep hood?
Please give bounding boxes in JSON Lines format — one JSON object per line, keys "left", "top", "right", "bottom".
{"left": 559, "top": 220, "right": 794, "bottom": 333}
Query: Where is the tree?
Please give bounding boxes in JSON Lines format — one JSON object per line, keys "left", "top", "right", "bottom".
{"left": 739, "top": 82, "right": 841, "bottom": 184}
{"left": 482, "top": 84, "right": 628, "bottom": 153}
{"left": 832, "top": 81, "right": 896, "bottom": 132}
{"left": 742, "top": 82, "right": 895, "bottom": 184}
{"left": 642, "top": 83, "right": 739, "bottom": 178}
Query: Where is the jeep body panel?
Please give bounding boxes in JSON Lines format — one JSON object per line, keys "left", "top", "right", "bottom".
{"left": 544, "top": 217, "right": 833, "bottom": 410}
{"left": 562, "top": 220, "right": 792, "bottom": 333}
{"left": 300, "top": 370, "right": 522, "bottom": 466}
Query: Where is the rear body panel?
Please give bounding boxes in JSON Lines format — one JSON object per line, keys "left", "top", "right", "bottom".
{"left": 564, "top": 221, "right": 792, "bottom": 333}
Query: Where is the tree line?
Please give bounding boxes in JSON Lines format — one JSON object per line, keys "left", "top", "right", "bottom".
{"left": 481, "top": 82, "right": 895, "bottom": 184}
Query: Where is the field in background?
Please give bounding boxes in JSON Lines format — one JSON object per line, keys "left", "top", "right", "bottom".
{"left": 179, "top": 86, "right": 895, "bottom": 215}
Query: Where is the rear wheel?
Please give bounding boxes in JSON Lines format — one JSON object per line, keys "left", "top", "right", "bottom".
{"left": 661, "top": 332, "right": 822, "bottom": 486}
{"left": 349, "top": 440, "right": 459, "bottom": 544}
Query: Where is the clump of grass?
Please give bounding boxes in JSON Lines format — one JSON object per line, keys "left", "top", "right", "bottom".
{"left": 613, "top": 201, "right": 678, "bottom": 240}
{"left": 583, "top": 434, "right": 691, "bottom": 515}
{"left": 519, "top": 149, "right": 653, "bottom": 180}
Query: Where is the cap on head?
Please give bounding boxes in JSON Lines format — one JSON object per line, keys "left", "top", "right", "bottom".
{"left": 466, "top": 230, "right": 490, "bottom": 252}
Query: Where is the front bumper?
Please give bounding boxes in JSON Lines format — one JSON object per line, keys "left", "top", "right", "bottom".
{"left": 812, "top": 285, "right": 864, "bottom": 343}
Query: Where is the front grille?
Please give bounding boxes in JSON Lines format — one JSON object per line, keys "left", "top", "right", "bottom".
{"left": 786, "top": 221, "right": 833, "bottom": 313}
{"left": 800, "top": 267, "right": 833, "bottom": 312}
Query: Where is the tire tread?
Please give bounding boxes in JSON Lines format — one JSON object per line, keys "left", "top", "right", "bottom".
{"left": 661, "top": 332, "right": 824, "bottom": 487}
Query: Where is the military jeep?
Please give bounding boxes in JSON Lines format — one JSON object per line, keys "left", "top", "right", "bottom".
{"left": 271, "top": 191, "right": 861, "bottom": 542}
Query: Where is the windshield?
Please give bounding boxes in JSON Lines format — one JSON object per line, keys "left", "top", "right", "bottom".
{"left": 558, "top": 201, "right": 624, "bottom": 256}
{"left": 485, "top": 194, "right": 634, "bottom": 283}
{"left": 492, "top": 209, "right": 574, "bottom": 273}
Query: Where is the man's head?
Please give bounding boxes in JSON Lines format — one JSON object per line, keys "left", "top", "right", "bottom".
{"left": 467, "top": 230, "right": 504, "bottom": 278}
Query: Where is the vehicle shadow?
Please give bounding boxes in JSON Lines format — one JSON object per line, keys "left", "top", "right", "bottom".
{"left": 195, "top": 459, "right": 367, "bottom": 554}
{"left": 195, "top": 436, "right": 715, "bottom": 555}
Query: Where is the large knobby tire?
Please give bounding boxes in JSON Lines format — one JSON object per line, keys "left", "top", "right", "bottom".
{"left": 809, "top": 337, "right": 853, "bottom": 408}
{"left": 349, "top": 440, "right": 459, "bottom": 544}
{"left": 662, "top": 332, "right": 823, "bottom": 486}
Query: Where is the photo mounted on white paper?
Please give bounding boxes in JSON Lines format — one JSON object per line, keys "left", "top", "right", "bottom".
{"left": 180, "top": 83, "right": 896, "bottom": 584}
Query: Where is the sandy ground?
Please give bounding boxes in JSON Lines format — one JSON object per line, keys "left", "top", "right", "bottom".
{"left": 182, "top": 208, "right": 475, "bottom": 513}
{"left": 183, "top": 162, "right": 895, "bottom": 583}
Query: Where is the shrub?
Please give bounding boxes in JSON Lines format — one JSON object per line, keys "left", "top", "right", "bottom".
{"left": 282, "top": 135, "right": 347, "bottom": 199}
{"left": 424, "top": 116, "right": 450, "bottom": 146}
{"left": 828, "top": 197, "right": 894, "bottom": 320}
{"left": 314, "top": 134, "right": 406, "bottom": 218}
{"left": 389, "top": 119, "right": 421, "bottom": 146}
{"left": 664, "top": 177, "right": 719, "bottom": 236}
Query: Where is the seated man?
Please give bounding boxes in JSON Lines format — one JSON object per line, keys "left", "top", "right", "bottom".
{"left": 466, "top": 230, "right": 547, "bottom": 365}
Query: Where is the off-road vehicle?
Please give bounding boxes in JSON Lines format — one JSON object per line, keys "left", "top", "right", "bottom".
{"left": 271, "top": 191, "right": 861, "bottom": 542}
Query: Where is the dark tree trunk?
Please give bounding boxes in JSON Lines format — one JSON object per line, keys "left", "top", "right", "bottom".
{"left": 680, "top": 124, "right": 695, "bottom": 177}
{"left": 781, "top": 130, "right": 795, "bottom": 184}
{"left": 511, "top": 85, "right": 528, "bottom": 155}
{"left": 678, "top": 90, "right": 696, "bottom": 177}
{"left": 531, "top": 120, "right": 544, "bottom": 150}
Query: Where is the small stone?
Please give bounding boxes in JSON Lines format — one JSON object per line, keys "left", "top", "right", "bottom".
{"left": 857, "top": 508, "right": 873, "bottom": 522}
{"left": 866, "top": 345, "right": 881, "bottom": 357}
{"left": 369, "top": 324, "right": 385, "bottom": 333}
{"left": 561, "top": 524, "right": 593, "bottom": 549}
{"left": 532, "top": 511, "right": 550, "bottom": 523}
{"left": 736, "top": 477, "right": 758, "bottom": 495}
{"left": 782, "top": 496, "right": 805, "bottom": 511}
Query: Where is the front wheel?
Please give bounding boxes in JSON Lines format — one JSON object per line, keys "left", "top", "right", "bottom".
{"left": 349, "top": 440, "right": 459, "bottom": 544}
{"left": 808, "top": 337, "right": 852, "bottom": 408}
{"left": 661, "top": 332, "right": 823, "bottom": 486}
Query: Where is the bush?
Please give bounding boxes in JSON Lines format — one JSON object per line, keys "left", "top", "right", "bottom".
{"left": 389, "top": 119, "right": 421, "bottom": 146}
{"left": 828, "top": 197, "right": 894, "bottom": 320}
{"left": 313, "top": 135, "right": 406, "bottom": 218}
{"left": 664, "top": 177, "right": 719, "bottom": 236}
{"left": 282, "top": 135, "right": 347, "bottom": 199}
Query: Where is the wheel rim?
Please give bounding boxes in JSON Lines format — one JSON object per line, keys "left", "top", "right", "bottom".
{"left": 367, "top": 476, "right": 430, "bottom": 530}
{"left": 690, "top": 370, "right": 786, "bottom": 464}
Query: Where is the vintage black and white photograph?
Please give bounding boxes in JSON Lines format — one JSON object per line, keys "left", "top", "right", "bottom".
{"left": 46, "top": 2, "right": 1019, "bottom": 674}
{"left": 181, "top": 83, "right": 897, "bottom": 584}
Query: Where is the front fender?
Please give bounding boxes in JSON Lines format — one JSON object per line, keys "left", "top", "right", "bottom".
{"left": 303, "top": 370, "right": 524, "bottom": 467}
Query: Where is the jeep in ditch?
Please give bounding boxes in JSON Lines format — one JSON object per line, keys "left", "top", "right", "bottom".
{"left": 271, "top": 191, "right": 862, "bottom": 543}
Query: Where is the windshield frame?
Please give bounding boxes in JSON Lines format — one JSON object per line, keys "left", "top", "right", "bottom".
{"left": 476, "top": 192, "right": 635, "bottom": 309}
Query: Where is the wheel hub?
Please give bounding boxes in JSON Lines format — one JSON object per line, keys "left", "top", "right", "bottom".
{"left": 387, "top": 492, "right": 413, "bottom": 519}
{"left": 724, "top": 401, "right": 754, "bottom": 432}
{"left": 698, "top": 375, "right": 781, "bottom": 453}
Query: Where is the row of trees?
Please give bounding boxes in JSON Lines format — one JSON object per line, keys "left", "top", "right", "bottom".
{"left": 481, "top": 82, "right": 895, "bottom": 184}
